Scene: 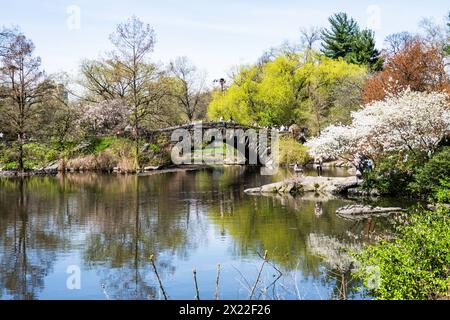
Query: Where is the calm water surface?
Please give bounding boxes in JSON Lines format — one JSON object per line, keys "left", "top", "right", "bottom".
{"left": 0, "top": 167, "right": 399, "bottom": 300}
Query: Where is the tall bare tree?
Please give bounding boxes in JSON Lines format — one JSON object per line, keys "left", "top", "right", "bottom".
{"left": 0, "top": 30, "right": 52, "bottom": 172}
{"left": 109, "top": 16, "right": 158, "bottom": 170}
{"left": 300, "top": 26, "right": 322, "bottom": 51}
{"left": 169, "top": 57, "right": 206, "bottom": 122}
{"left": 0, "top": 28, "right": 14, "bottom": 56}
{"left": 383, "top": 32, "right": 413, "bottom": 56}
{"left": 419, "top": 17, "right": 447, "bottom": 47}
{"left": 79, "top": 16, "right": 168, "bottom": 170}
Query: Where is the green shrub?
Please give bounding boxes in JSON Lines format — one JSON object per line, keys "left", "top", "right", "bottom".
{"left": 279, "top": 137, "right": 312, "bottom": 166}
{"left": 409, "top": 147, "right": 450, "bottom": 198}
{"left": 85, "top": 136, "right": 117, "bottom": 154}
{"left": 23, "top": 143, "right": 60, "bottom": 168}
{"left": 2, "top": 162, "right": 18, "bottom": 170}
{"left": 362, "top": 154, "right": 416, "bottom": 195}
{"left": 355, "top": 206, "right": 450, "bottom": 300}
{"left": 148, "top": 143, "right": 161, "bottom": 153}
{"left": 0, "top": 144, "right": 18, "bottom": 167}
{"left": 433, "top": 179, "right": 450, "bottom": 204}
{"left": 108, "top": 138, "right": 135, "bottom": 158}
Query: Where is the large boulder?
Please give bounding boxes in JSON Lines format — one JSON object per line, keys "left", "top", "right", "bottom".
{"left": 245, "top": 179, "right": 303, "bottom": 195}
{"left": 299, "top": 176, "right": 359, "bottom": 194}
{"left": 244, "top": 176, "right": 359, "bottom": 195}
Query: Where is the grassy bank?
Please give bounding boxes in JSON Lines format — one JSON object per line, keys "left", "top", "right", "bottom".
{"left": 0, "top": 136, "right": 171, "bottom": 173}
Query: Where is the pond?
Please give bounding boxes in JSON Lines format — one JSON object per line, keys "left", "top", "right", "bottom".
{"left": 0, "top": 166, "right": 401, "bottom": 300}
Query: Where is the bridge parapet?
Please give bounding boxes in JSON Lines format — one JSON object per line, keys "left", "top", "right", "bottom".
{"left": 141, "top": 121, "right": 260, "bottom": 137}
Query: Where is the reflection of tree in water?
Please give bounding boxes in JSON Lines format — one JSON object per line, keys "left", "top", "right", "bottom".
{"left": 0, "top": 179, "right": 69, "bottom": 299}
{"left": 0, "top": 168, "right": 396, "bottom": 299}
{"left": 308, "top": 233, "right": 361, "bottom": 300}
{"left": 71, "top": 174, "right": 212, "bottom": 299}
{"left": 209, "top": 192, "right": 394, "bottom": 298}
{"left": 0, "top": 172, "right": 214, "bottom": 299}
{"left": 209, "top": 194, "right": 356, "bottom": 276}
{"left": 62, "top": 167, "right": 273, "bottom": 299}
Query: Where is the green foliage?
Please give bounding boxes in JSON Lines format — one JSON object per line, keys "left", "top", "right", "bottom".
{"left": 362, "top": 148, "right": 450, "bottom": 200}
{"left": 279, "top": 137, "right": 312, "bottom": 165}
{"left": 362, "top": 153, "right": 416, "bottom": 195}
{"left": 433, "top": 179, "right": 450, "bottom": 204}
{"left": 321, "top": 12, "right": 382, "bottom": 71}
{"left": 208, "top": 53, "right": 366, "bottom": 132}
{"left": 148, "top": 143, "right": 161, "bottom": 153}
{"left": 409, "top": 147, "right": 450, "bottom": 199}
{"left": 23, "top": 143, "right": 59, "bottom": 165}
{"left": 1, "top": 142, "right": 62, "bottom": 170}
{"left": 105, "top": 138, "right": 136, "bottom": 158}
{"left": 355, "top": 206, "right": 450, "bottom": 300}
{"left": 0, "top": 143, "right": 17, "bottom": 168}
{"left": 346, "top": 30, "right": 383, "bottom": 71}
{"left": 84, "top": 136, "right": 118, "bottom": 154}
{"left": 444, "top": 12, "right": 450, "bottom": 55}
{"left": 321, "top": 12, "right": 358, "bottom": 60}
{"left": 2, "top": 162, "right": 18, "bottom": 171}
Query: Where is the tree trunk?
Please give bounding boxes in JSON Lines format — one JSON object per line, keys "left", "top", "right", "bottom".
{"left": 134, "top": 117, "right": 140, "bottom": 173}
{"left": 18, "top": 133, "right": 24, "bottom": 173}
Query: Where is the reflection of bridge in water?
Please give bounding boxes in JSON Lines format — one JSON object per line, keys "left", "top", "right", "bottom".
{"left": 140, "top": 122, "right": 282, "bottom": 166}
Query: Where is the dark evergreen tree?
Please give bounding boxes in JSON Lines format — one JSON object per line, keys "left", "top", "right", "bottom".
{"left": 347, "top": 30, "right": 383, "bottom": 71}
{"left": 321, "top": 12, "right": 383, "bottom": 71}
{"left": 444, "top": 12, "right": 450, "bottom": 55}
{"left": 321, "top": 12, "right": 358, "bottom": 59}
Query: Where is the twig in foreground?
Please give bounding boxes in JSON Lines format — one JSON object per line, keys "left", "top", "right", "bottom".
{"left": 193, "top": 268, "right": 200, "bottom": 300}
{"left": 249, "top": 250, "right": 268, "bottom": 300}
{"left": 150, "top": 254, "right": 168, "bottom": 300}
{"left": 214, "top": 264, "right": 221, "bottom": 300}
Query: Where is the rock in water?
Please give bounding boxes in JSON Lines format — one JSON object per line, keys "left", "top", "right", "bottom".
{"left": 244, "top": 176, "right": 359, "bottom": 195}
{"left": 336, "top": 204, "right": 404, "bottom": 219}
{"left": 143, "top": 166, "right": 160, "bottom": 171}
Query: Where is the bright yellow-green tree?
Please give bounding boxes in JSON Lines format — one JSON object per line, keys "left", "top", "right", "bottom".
{"left": 208, "top": 51, "right": 367, "bottom": 133}
{"left": 300, "top": 56, "right": 367, "bottom": 134}
{"left": 208, "top": 65, "right": 260, "bottom": 125}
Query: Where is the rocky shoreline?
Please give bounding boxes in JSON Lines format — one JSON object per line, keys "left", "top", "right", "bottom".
{"left": 0, "top": 164, "right": 210, "bottom": 178}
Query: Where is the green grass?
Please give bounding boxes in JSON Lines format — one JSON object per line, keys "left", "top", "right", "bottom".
{"left": 89, "top": 136, "right": 118, "bottom": 154}
{"left": 2, "top": 162, "right": 18, "bottom": 170}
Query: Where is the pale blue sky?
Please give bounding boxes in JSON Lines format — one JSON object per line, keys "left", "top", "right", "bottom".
{"left": 0, "top": 0, "right": 448, "bottom": 83}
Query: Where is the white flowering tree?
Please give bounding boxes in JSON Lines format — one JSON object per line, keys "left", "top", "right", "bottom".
{"left": 80, "top": 99, "right": 130, "bottom": 135}
{"left": 306, "top": 90, "right": 450, "bottom": 162}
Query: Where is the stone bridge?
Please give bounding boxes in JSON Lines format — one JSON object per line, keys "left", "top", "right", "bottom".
{"left": 140, "top": 121, "right": 281, "bottom": 166}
